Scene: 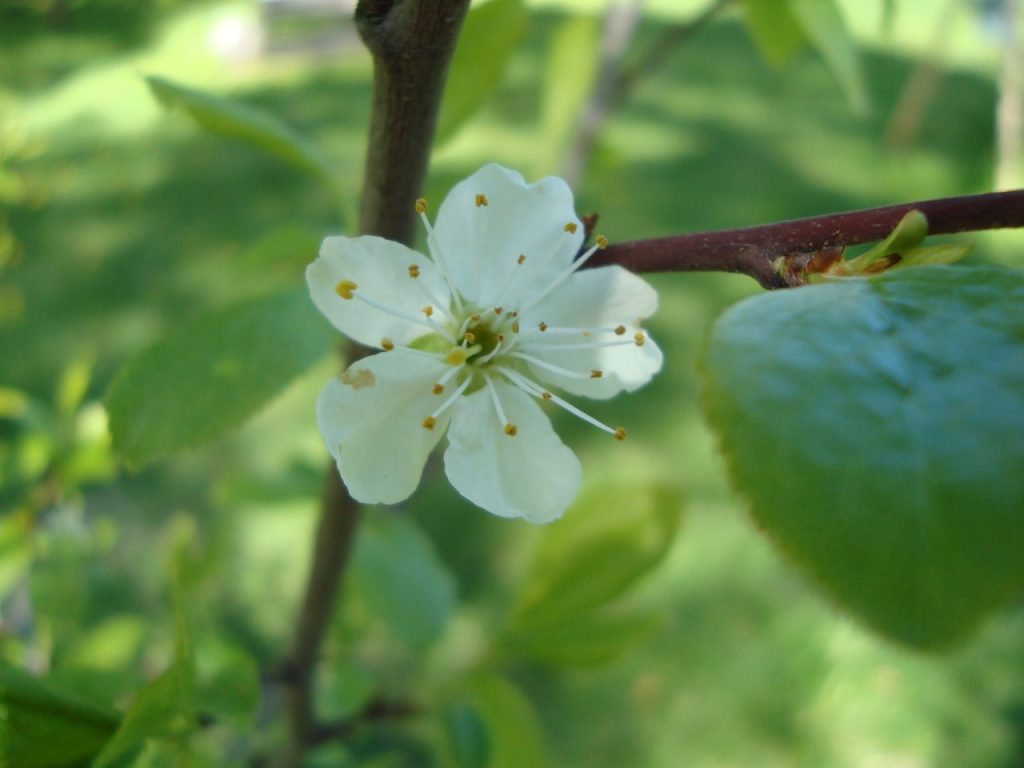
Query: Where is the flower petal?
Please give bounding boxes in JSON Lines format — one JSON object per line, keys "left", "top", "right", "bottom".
{"left": 521, "top": 265, "right": 663, "bottom": 399}
{"left": 431, "top": 163, "right": 583, "bottom": 308}
{"left": 317, "top": 351, "right": 453, "bottom": 504}
{"left": 308, "top": 235, "right": 451, "bottom": 349}
{"left": 444, "top": 383, "right": 582, "bottom": 523}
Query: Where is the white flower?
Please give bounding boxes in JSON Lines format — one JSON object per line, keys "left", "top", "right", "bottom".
{"left": 307, "top": 164, "right": 662, "bottom": 523}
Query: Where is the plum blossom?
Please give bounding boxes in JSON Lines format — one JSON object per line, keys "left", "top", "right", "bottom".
{"left": 307, "top": 164, "right": 662, "bottom": 523}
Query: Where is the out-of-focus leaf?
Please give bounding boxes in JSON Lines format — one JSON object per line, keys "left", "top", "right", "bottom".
{"left": 502, "top": 610, "right": 660, "bottom": 666}
{"left": 467, "top": 675, "right": 544, "bottom": 768}
{"left": 701, "top": 265, "right": 1024, "bottom": 649}
{"left": 106, "top": 289, "right": 333, "bottom": 467}
{"left": 349, "top": 514, "right": 456, "bottom": 649}
{"left": 508, "top": 481, "right": 682, "bottom": 627}
{"left": 738, "top": 0, "right": 806, "bottom": 63}
{"left": 195, "top": 641, "right": 260, "bottom": 727}
{"left": 145, "top": 75, "right": 336, "bottom": 187}
{"left": 789, "top": 0, "right": 868, "bottom": 114}
{"left": 93, "top": 572, "right": 196, "bottom": 766}
{"left": 537, "top": 13, "right": 600, "bottom": 174}
{"left": 0, "top": 660, "right": 120, "bottom": 768}
{"left": 435, "top": 0, "right": 529, "bottom": 144}
{"left": 739, "top": 0, "right": 866, "bottom": 112}
{"left": 316, "top": 659, "right": 375, "bottom": 721}
{"left": 443, "top": 700, "right": 490, "bottom": 768}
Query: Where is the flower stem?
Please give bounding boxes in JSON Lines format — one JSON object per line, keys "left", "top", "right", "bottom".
{"left": 591, "top": 189, "right": 1024, "bottom": 288}
{"left": 278, "top": 1, "right": 470, "bottom": 765}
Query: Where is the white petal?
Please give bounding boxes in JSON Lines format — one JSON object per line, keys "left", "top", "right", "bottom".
{"left": 520, "top": 265, "right": 663, "bottom": 399}
{"left": 444, "top": 383, "right": 582, "bottom": 523}
{"left": 307, "top": 235, "right": 451, "bottom": 348}
{"left": 317, "top": 351, "right": 453, "bottom": 504}
{"left": 431, "top": 164, "right": 583, "bottom": 308}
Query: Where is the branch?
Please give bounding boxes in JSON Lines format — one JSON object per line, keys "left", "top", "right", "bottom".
{"left": 591, "top": 189, "right": 1024, "bottom": 288}
{"left": 278, "top": 2, "right": 470, "bottom": 766}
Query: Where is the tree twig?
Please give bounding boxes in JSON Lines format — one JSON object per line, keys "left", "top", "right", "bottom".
{"left": 278, "top": 2, "right": 470, "bottom": 766}
{"left": 591, "top": 189, "right": 1024, "bottom": 288}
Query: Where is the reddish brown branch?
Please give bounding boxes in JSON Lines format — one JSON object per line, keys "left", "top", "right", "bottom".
{"left": 591, "top": 189, "right": 1024, "bottom": 288}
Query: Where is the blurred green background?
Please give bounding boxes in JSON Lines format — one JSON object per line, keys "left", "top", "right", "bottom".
{"left": 2, "top": 0, "right": 1024, "bottom": 765}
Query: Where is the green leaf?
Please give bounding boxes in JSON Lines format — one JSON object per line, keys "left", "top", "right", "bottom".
{"left": 536, "top": 13, "right": 600, "bottom": 174}
{"left": 93, "top": 576, "right": 196, "bottom": 767}
{"left": 789, "top": 0, "right": 868, "bottom": 114}
{"left": 349, "top": 514, "right": 456, "bottom": 649}
{"left": 739, "top": 0, "right": 866, "bottom": 113}
{"left": 508, "top": 481, "right": 682, "bottom": 627}
{"left": 501, "top": 610, "right": 661, "bottom": 666}
{"left": 467, "top": 676, "right": 545, "bottom": 768}
{"left": 145, "top": 76, "right": 336, "bottom": 187}
{"left": 700, "top": 265, "right": 1024, "bottom": 648}
{"left": 435, "top": 0, "right": 529, "bottom": 145}
{"left": 738, "top": 0, "right": 807, "bottom": 64}
{"left": 106, "top": 289, "right": 333, "bottom": 467}
{"left": 0, "top": 661, "right": 120, "bottom": 768}
{"left": 443, "top": 701, "right": 490, "bottom": 768}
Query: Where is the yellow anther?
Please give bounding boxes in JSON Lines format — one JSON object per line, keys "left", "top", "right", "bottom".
{"left": 335, "top": 279, "right": 357, "bottom": 299}
{"left": 408, "top": 264, "right": 420, "bottom": 278}
{"left": 447, "top": 347, "right": 468, "bottom": 366}
{"left": 615, "top": 325, "right": 626, "bottom": 335}
{"left": 494, "top": 307, "right": 503, "bottom": 314}
{"left": 497, "top": 334, "right": 505, "bottom": 342}
{"left": 564, "top": 222, "right": 578, "bottom": 234}
{"left": 517, "top": 254, "right": 526, "bottom": 265}
{"left": 475, "top": 193, "right": 488, "bottom": 207}
{"left": 432, "top": 383, "right": 444, "bottom": 395}
{"left": 415, "top": 197, "right": 427, "bottom": 213}
{"left": 541, "top": 391, "right": 552, "bottom": 401}
{"left": 381, "top": 338, "right": 395, "bottom": 351}
{"left": 504, "top": 423, "right": 518, "bottom": 437}
{"left": 634, "top": 332, "right": 646, "bottom": 347}
{"left": 596, "top": 234, "right": 609, "bottom": 249}
{"left": 590, "top": 370, "right": 603, "bottom": 379}
{"left": 511, "top": 321, "right": 520, "bottom": 333}
{"left": 422, "top": 416, "right": 437, "bottom": 430}
{"left": 423, "top": 305, "right": 434, "bottom": 317}
{"left": 464, "top": 332, "right": 476, "bottom": 344}
{"left": 538, "top": 321, "right": 548, "bottom": 332}
{"left": 613, "top": 426, "right": 627, "bottom": 441}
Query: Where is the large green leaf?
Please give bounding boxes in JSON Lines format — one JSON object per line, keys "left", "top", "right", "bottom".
{"left": 0, "top": 661, "right": 120, "bottom": 768}
{"left": 106, "top": 289, "right": 333, "bottom": 467}
{"left": 508, "top": 481, "right": 682, "bottom": 628}
{"left": 146, "top": 76, "right": 337, "bottom": 187}
{"left": 349, "top": 514, "right": 456, "bottom": 649}
{"left": 435, "top": 0, "right": 529, "bottom": 145}
{"left": 701, "top": 265, "right": 1024, "bottom": 648}
{"left": 501, "top": 610, "right": 661, "bottom": 666}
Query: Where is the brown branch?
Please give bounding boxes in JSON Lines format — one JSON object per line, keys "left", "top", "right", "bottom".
{"left": 278, "top": 2, "right": 470, "bottom": 766}
{"left": 590, "top": 189, "right": 1024, "bottom": 288}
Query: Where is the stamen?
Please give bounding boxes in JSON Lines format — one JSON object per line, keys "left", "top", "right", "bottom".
{"left": 521, "top": 324, "right": 633, "bottom": 338}
{"left": 564, "top": 222, "right": 578, "bottom": 234}
{"left": 517, "top": 254, "right": 526, "bottom": 265}
{"left": 538, "top": 322, "right": 548, "bottom": 332}
{"left": 432, "top": 384, "right": 444, "bottom": 395}
{"left": 525, "top": 338, "right": 640, "bottom": 352}
{"left": 418, "top": 209, "right": 465, "bottom": 315}
{"left": 430, "top": 374, "right": 473, "bottom": 420}
{"left": 335, "top": 279, "right": 357, "bottom": 299}
{"left": 596, "top": 234, "right": 609, "bottom": 249}
{"left": 422, "top": 416, "right": 437, "bottom": 430}
{"left": 464, "top": 332, "right": 476, "bottom": 344}
{"left": 591, "top": 370, "right": 603, "bottom": 379}
{"left": 494, "top": 307, "right": 503, "bottom": 314}
{"left": 497, "top": 367, "right": 623, "bottom": 437}
{"left": 517, "top": 241, "right": 606, "bottom": 315}
{"left": 415, "top": 197, "right": 427, "bottom": 214}
{"left": 422, "top": 305, "right": 434, "bottom": 317}
{"left": 615, "top": 325, "right": 626, "bottom": 335}
{"left": 339, "top": 283, "right": 454, "bottom": 341}
{"left": 475, "top": 193, "right": 489, "bottom": 207}
{"left": 512, "top": 321, "right": 520, "bottom": 334}
{"left": 477, "top": 337, "right": 504, "bottom": 364}
{"left": 408, "top": 264, "right": 420, "bottom": 279}
{"left": 506, "top": 352, "right": 596, "bottom": 380}
{"left": 634, "top": 332, "right": 645, "bottom": 346}
{"left": 381, "top": 338, "right": 394, "bottom": 351}
{"left": 483, "top": 374, "right": 515, "bottom": 436}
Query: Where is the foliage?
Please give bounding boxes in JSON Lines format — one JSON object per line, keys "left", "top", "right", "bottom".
{"left": 1, "top": 0, "right": 1022, "bottom": 766}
